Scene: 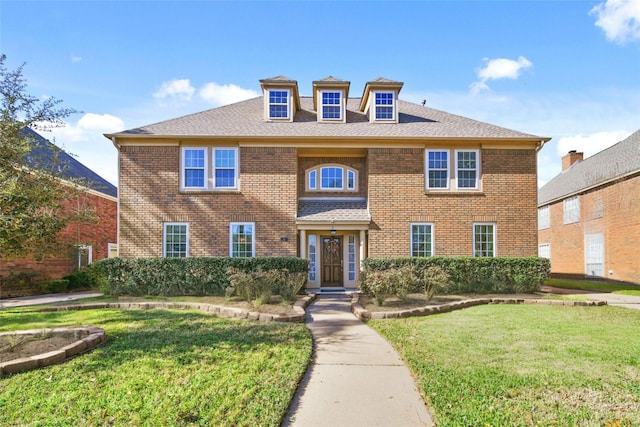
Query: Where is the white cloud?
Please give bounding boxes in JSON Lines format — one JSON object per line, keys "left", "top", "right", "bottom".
{"left": 556, "top": 130, "right": 633, "bottom": 158}
{"left": 470, "top": 56, "right": 533, "bottom": 95}
{"left": 199, "top": 82, "right": 259, "bottom": 106}
{"left": 153, "top": 79, "right": 195, "bottom": 102}
{"left": 590, "top": 0, "right": 640, "bottom": 43}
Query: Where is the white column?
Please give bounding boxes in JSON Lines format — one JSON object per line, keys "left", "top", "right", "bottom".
{"left": 359, "top": 230, "right": 366, "bottom": 269}
{"left": 299, "top": 229, "right": 306, "bottom": 259}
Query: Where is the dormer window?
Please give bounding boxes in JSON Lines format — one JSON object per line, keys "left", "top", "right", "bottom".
{"left": 306, "top": 164, "right": 358, "bottom": 191}
{"left": 321, "top": 91, "right": 343, "bottom": 120}
{"left": 268, "top": 89, "right": 290, "bottom": 119}
{"left": 374, "top": 92, "right": 395, "bottom": 120}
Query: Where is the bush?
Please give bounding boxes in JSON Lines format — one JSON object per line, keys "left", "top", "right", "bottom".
{"left": 95, "top": 257, "right": 309, "bottom": 297}
{"left": 362, "top": 256, "right": 550, "bottom": 295}
{"left": 276, "top": 270, "right": 308, "bottom": 304}
{"left": 418, "top": 265, "right": 450, "bottom": 301}
{"left": 40, "top": 279, "right": 69, "bottom": 293}
{"left": 359, "top": 264, "right": 419, "bottom": 306}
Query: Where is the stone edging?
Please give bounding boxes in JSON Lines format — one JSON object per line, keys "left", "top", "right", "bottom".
{"left": 1, "top": 327, "right": 106, "bottom": 377}
{"left": 33, "top": 295, "right": 317, "bottom": 323}
{"left": 350, "top": 294, "right": 607, "bottom": 320}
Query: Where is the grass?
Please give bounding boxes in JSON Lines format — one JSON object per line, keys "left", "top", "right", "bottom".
{"left": 370, "top": 304, "right": 640, "bottom": 426}
{"left": 0, "top": 307, "right": 311, "bottom": 426}
{"left": 545, "top": 278, "right": 640, "bottom": 293}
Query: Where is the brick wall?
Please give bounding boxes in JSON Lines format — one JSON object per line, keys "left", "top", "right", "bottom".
{"left": 539, "top": 173, "right": 640, "bottom": 283}
{"left": 119, "top": 145, "right": 298, "bottom": 258}
{"left": 367, "top": 147, "right": 538, "bottom": 257}
{"left": 0, "top": 190, "right": 117, "bottom": 298}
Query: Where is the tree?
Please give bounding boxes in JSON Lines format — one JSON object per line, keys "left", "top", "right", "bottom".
{"left": 0, "top": 54, "right": 93, "bottom": 260}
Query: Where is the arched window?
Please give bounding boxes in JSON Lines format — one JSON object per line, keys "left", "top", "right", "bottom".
{"left": 306, "top": 164, "right": 357, "bottom": 192}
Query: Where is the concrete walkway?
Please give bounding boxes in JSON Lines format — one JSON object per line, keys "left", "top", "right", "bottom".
{"left": 283, "top": 295, "right": 433, "bottom": 427}
{"left": 583, "top": 292, "right": 640, "bottom": 310}
{"left": 0, "top": 291, "right": 103, "bottom": 309}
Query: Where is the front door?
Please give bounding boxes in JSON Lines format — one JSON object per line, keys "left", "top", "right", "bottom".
{"left": 321, "top": 236, "right": 343, "bottom": 287}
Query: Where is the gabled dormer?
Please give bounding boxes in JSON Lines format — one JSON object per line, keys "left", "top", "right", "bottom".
{"left": 259, "top": 76, "right": 300, "bottom": 122}
{"left": 312, "top": 76, "right": 350, "bottom": 124}
{"left": 359, "top": 78, "right": 404, "bottom": 124}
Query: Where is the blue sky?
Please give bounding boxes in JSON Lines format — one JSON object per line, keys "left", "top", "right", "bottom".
{"left": 2, "top": 0, "right": 639, "bottom": 186}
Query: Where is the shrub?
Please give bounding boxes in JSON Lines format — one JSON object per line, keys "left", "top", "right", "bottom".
{"left": 227, "top": 268, "right": 279, "bottom": 307}
{"left": 362, "top": 256, "right": 550, "bottom": 295}
{"left": 95, "top": 257, "right": 309, "bottom": 297}
{"left": 40, "top": 279, "right": 69, "bottom": 293}
{"left": 277, "top": 270, "right": 308, "bottom": 304}
{"left": 418, "top": 265, "right": 450, "bottom": 301}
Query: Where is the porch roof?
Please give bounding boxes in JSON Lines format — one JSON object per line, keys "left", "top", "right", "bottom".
{"left": 296, "top": 198, "right": 371, "bottom": 224}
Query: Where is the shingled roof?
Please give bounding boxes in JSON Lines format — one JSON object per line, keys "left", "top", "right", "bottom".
{"left": 24, "top": 127, "right": 117, "bottom": 198}
{"left": 538, "top": 130, "right": 640, "bottom": 206}
{"left": 297, "top": 198, "right": 370, "bottom": 224}
{"left": 107, "top": 96, "right": 547, "bottom": 142}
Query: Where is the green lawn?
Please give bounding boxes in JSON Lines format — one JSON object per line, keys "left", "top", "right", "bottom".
{"left": 371, "top": 305, "right": 640, "bottom": 427}
{"left": 0, "top": 307, "right": 311, "bottom": 426}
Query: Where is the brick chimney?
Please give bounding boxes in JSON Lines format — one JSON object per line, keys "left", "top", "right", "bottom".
{"left": 562, "top": 150, "right": 583, "bottom": 171}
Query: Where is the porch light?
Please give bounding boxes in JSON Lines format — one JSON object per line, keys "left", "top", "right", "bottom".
{"left": 330, "top": 229, "right": 336, "bottom": 235}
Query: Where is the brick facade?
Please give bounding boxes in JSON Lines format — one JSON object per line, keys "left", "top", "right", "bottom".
{"left": 119, "top": 145, "right": 298, "bottom": 258}
{"left": 0, "top": 190, "right": 117, "bottom": 298}
{"left": 538, "top": 173, "right": 640, "bottom": 284}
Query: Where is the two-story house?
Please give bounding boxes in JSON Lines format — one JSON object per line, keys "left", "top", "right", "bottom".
{"left": 538, "top": 130, "right": 640, "bottom": 284}
{"left": 106, "top": 76, "right": 548, "bottom": 291}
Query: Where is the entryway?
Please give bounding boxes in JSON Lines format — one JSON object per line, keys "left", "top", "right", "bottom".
{"left": 321, "top": 236, "right": 343, "bottom": 287}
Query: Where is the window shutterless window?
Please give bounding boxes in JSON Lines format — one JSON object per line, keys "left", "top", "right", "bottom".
{"left": 183, "top": 148, "right": 206, "bottom": 188}
{"left": 230, "top": 222, "right": 255, "bottom": 257}
{"left": 538, "top": 243, "right": 550, "bottom": 259}
{"left": 426, "top": 150, "right": 449, "bottom": 189}
{"left": 214, "top": 149, "right": 237, "bottom": 188}
{"left": 321, "top": 167, "right": 344, "bottom": 190}
{"left": 538, "top": 206, "right": 550, "bottom": 229}
{"left": 321, "top": 91, "right": 342, "bottom": 120}
{"left": 308, "top": 235, "right": 317, "bottom": 282}
{"left": 563, "top": 196, "right": 580, "bottom": 224}
{"left": 268, "top": 89, "right": 289, "bottom": 119}
{"left": 374, "top": 91, "right": 394, "bottom": 120}
{"left": 455, "top": 150, "right": 479, "bottom": 189}
{"left": 164, "top": 223, "right": 188, "bottom": 258}
{"left": 307, "top": 165, "right": 357, "bottom": 192}
{"left": 473, "top": 223, "right": 496, "bottom": 257}
{"left": 410, "top": 223, "right": 434, "bottom": 257}
{"left": 309, "top": 170, "right": 317, "bottom": 190}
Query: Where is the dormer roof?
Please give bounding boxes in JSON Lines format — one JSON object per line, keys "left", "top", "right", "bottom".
{"left": 312, "top": 76, "right": 350, "bottom": 111}
{"left": 359, "top": 77, "right": 404, "bottom": 112}
{"left": 259, "top": 75, "right": 301, "bottom": 112}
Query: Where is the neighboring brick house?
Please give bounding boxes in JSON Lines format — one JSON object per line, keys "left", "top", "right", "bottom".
{"left": 106, "top": 76, "right": 548, "bottom": 290}
{"left": 0, "top": 128, "right": 118, "bottom": 297}
{"left": 538, "top": 130, "right": 640, "bottom": 284}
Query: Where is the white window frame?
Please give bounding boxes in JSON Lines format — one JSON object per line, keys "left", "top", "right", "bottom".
{"left": 306, "top": 164, "right": 358, "bottom": 192}
{"left": 213, "top": 148, "right": 239, "bottom": 189}
{"left": 347, "top": 235, "right": 357, "bottom": 281}
{"left": 75, "top": 244, "right": 93, "bottom": 268}
{"left": 268, "top": 89, "right": 290, "bottom": 120}
{"left": 410, "top": 223, "right": 435, "bottom": 257}
{"left": 230, "top": 222, "right": 255, "bottom": 257}
{"left": 320, "top": 90, "right": 343, "bottom": 121}
{"left": 563, "top": 196, "right": 580, "bottom": 224}
{"left": 538, "top": 243, "right": 550, "bottom": 259}
{"left": 181, "top": 147, "right": 207, "bottom": 190}
{"left": 473, "top": 223, "right": 496, "bottom": 257}
{"left": 308, "top": 235, "right": 317, "bottom": 282}
{"left": 538, "top": 206, "right": 550, "bottom": 230}
{"left": 107, "top": 243, "right": 118, "bottom": 258}
{"left": 455, "top": 149, "right": 480, "bottom": 190}
{"left": 585, "top": 233, "right": 604, "bottom": 277}
{"left": 374, "top": 91, "right": 395, "bottom": 121}
{"left": 163, "top": 223, "right": 189, "bottom": 258}
{"left": 425, "top": 150, "right": 450, "bottom": 190}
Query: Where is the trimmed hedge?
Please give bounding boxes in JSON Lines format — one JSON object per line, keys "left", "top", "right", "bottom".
{"left": 93, "top": 257, "right": 309, "bottom": 297}
{"left": 362, "top": 256, "right": 550, "bottom": 294}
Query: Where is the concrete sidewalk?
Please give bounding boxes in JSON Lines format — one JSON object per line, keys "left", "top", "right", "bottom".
{"left": 0, "top": 291, "right": 103, "bottom": 309}
{"left": 283, "top": 295, "right": 433, "bottom": 427}
{"left": 584, "top": 292, "right": 640, "bottom": 310}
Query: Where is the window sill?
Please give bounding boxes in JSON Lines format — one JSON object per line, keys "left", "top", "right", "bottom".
{"left": 180, "top": 189, "right": 241, "bottom": 195}
{"left": 424, "top": 190, "right": 485, "bottom": 197}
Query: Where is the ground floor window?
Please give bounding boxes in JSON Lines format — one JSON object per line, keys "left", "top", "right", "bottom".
{"left": 347, "top": 235, "right": 356, "bottom": 280}
{"left": 308, "top": 235, "right": 317, "bottom": 282}
{"left": 585, "top": 233, "right": 604, "bottom": 277}
{"left": 108, "top": 243, "right": 118, "bottom": 258}
{"left": 538, "top": 243, "right": 550, "bottom": 259}
{"left": 164, "top": 223, "right": 189, "bottom": 257}
{"left": 75, "top": 245, "right": 92, "bottom": 268}
{"left": 411, "top": 223, "right": 434, "bottom": 257}
{"left": 473, "top": 223, "right": 496, "bottom": 257}
{"left": 230, "top": 222, "right": 255, "bottom": 257}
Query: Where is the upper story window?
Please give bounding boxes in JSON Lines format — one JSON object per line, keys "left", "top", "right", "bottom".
{"left": 268, "top": 89, "right": 290, "bottom": 119}
{"left": 181, "top": 147, "right": 238, "bottom": 191}
{"left": 425, "top": 149, "right": 481, "bottom": 191}
{"left": 374, "top": 92, "right": 395, "bottom": 120}
{"left": 426, "top": 150, "right": 449, "bottom": 189}
{"left": 321, "top": 91, "right": 342, "bottom": 120}
{"left": 455, "top": 150, "right": 479, "bottom": 189}
{"left": 306, "top": 164, "right": 357, "bottom": 192}
{"left": 538, "top": 206, "right": 550, "bottom": 229}
{"left": 563, "top": 196, "right": 580, "bottom": 224}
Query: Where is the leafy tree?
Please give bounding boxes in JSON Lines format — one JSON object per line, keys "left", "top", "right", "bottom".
{"left": 0, "top": 54, "right": 93, "bottom": 260}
